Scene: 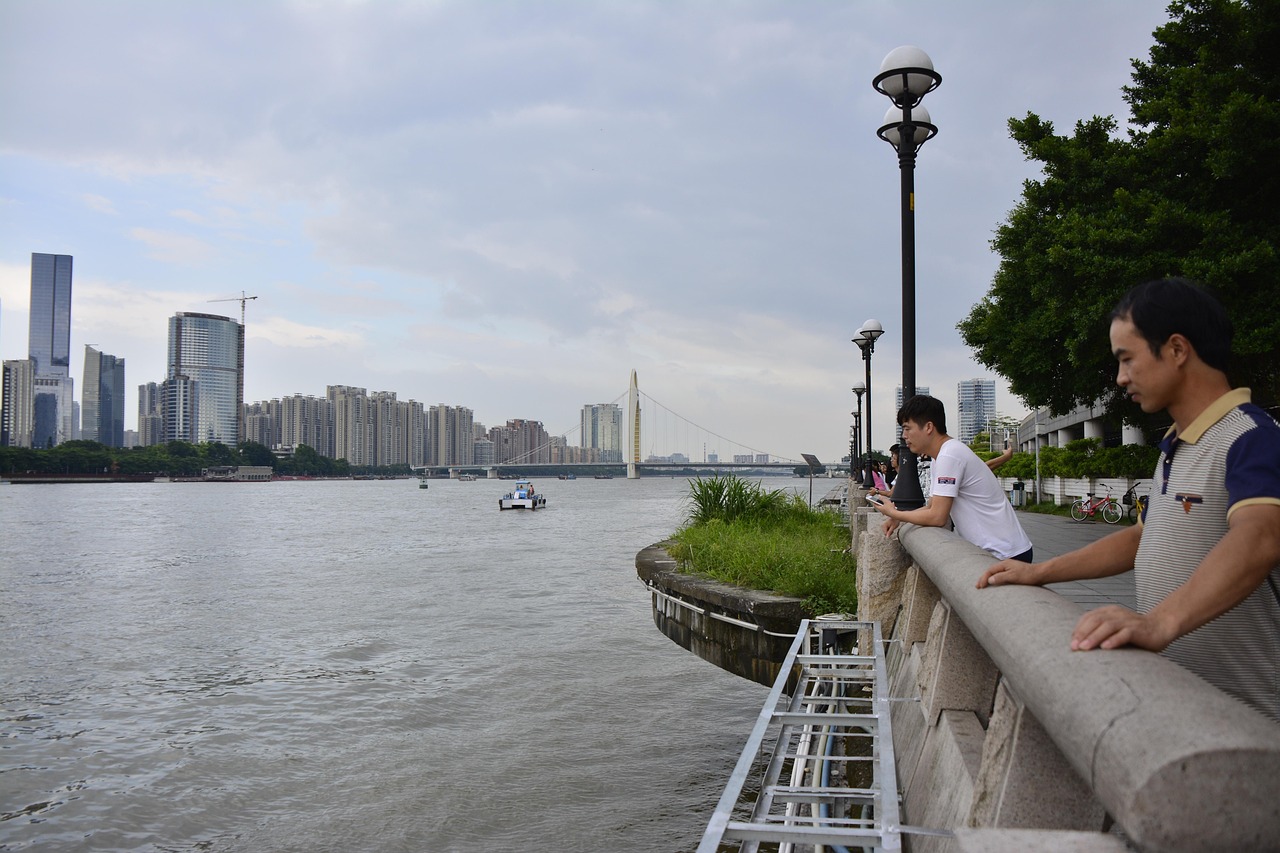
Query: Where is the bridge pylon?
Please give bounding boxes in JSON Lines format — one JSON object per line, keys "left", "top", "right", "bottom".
{"left": 627, "top": 369, "right": 640, "bottom": 479}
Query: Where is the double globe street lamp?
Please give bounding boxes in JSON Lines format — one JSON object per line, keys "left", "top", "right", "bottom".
{"left": 852, "top": 320, "right": 883, "bottom": 490}
{"left": 873, "top": 45, "right": 941, "bottom": 511}
{"left": 851, "top": 379, "right": 865, "bottom": 479}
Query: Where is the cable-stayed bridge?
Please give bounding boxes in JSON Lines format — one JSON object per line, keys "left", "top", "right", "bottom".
{"left": 426, "top": 370, "right": 816, "bottom": 479}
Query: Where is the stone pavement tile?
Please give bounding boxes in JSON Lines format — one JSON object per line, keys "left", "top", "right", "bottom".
{"left": 1014, "top": 511, "right": 1136, "bottom": 609}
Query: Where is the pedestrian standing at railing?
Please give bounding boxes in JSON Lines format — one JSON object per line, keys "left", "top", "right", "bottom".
{"left": 872, "top": 395, "right": 1032, "bottom": 563}
{"left": 978, "top": 278, "right": 1280, "bottom": 722}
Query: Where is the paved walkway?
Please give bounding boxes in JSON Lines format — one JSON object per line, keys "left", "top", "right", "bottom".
{"left": 1016, "top": 511, "right": 1137, "bottom": 610}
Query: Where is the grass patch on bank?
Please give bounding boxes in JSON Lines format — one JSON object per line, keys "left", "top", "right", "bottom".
{"left": 666, "top": 475, "right": 856, "bottom": 615}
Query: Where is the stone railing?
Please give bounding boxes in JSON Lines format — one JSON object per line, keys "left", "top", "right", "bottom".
{"left": 853, "top": 505, "right": 1280, "bottom": 852}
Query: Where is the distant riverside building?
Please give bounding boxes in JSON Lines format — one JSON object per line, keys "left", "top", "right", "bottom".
{"left": 138, "top": 382, "right": 163, "bottom": 446}
{"left": 329, "top": 385, "right": 373, "bottom": 465}
{"left": 166, "top": 312, "right": 244, "bottom": 444}
{"left": 28, "top": 254, "right": 72, "bottom": 378}
{"left": 2, "top": 358, "right": 35, "bottom": 447}
{"left": 161, "top": 375, "right": 198, "bottom": 443}
{"left": 489, "top": 418, "right": 550, "bottom": 464}
{"left": 82, "top": 345, "right": 125, "bottom": 447}
{"left": 280, "top": 394, "right": 333, "bottom": 457}
{"left": 33, "top": 375, "right": 74, "bottom": 448}
{"left": 733, "top": 454, "right": 753, "bottom": 463}
{"left": 956, "top": 378, "right": 997, "bottom": 445}
{"left": 28, "top": 253, "right": 75, "bottom": 447}
{"left": 429, "top": 404, "right": 474, "bottom": 466}
{"left": 473, "top": 436, "right": 495, "bottom": 466}
{"left": 580, "top": 402, "right": 624, "bottom": 463}
{"left": 896, "top": 385, "right": 931, "bottom": 413}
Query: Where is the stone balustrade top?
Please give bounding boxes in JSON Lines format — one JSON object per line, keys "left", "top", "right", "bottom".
{"left": 897, "top": 522, "right": 1280, "bottom": 852}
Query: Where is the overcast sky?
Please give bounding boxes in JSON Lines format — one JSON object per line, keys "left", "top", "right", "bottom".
{"left": 0, "top": 0, "right": 1170, "bottom": 462}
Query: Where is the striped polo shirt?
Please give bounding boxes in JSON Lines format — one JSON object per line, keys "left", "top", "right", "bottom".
{"left": 1135, "top": 388, "right": 1280, "bottom": 721}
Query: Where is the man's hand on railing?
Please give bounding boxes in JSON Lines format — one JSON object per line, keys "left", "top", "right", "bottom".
{"left": 975, "top": 559, "right": 1043, "bottom": 588}
{"left": 1069, "top": 604, "right": 1176, "bottom": 652}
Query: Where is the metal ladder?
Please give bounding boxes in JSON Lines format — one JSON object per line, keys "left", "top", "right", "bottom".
{"left": 699, "top": 618, "right": 903, "bottom": 852}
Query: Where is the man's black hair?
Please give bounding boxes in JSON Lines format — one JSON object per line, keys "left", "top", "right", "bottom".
{"left": 1108, "top": 277, "right": 1233, "bottom": 373}
{"left": 897, "top": 395, "right": 947, "bottom": 435}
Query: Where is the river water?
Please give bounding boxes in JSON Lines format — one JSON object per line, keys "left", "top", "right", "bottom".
{"left": 1, "top": 476, "right": 784, "bottom": 852}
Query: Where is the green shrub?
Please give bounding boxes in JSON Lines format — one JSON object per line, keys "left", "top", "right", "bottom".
{"left": 671, "top": 475, "right": 856, "bottom": 614}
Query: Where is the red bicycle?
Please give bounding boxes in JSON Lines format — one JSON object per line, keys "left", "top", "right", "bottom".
{"left": 1070, "top": 486, "right": 1123, "bottom": 524}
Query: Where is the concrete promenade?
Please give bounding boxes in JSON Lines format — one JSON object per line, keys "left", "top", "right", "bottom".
{"left": 1015, "top": 511, "right": 1137, "bottom": 610}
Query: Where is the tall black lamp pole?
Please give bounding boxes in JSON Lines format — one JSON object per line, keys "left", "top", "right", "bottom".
{"left": 852, "top": 320, "right": 883, "bottom": 490}
{"left": 874, "top": 45, "right": 941, "bottom": 512}
{"left": 851, "top": 379, "right": 865, "bottom": 479}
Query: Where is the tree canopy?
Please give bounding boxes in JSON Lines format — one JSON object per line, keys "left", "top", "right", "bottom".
{"left": 959, "top": 0, "right": 1280, "bottom": 419}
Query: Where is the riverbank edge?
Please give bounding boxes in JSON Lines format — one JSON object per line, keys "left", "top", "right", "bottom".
{"left": 635, "top": 541, "right": 811, "bottom": 688}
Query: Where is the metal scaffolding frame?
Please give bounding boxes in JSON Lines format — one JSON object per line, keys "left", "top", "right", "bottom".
{"left": 699, "top": 618, "right": 903, "bottom": 853}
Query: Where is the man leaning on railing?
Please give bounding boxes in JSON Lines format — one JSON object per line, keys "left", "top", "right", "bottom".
{"left": 978, "top": 277, "right": 1280, "bottom": 723}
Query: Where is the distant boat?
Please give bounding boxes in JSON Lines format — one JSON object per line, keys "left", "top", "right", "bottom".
{"left": 458, "top": 474, "right": 477, "bottom": 482}
{"left": 594, "top": 474, "right": 613, "bottom": 480}
{"left": 418, "top": 480, "right": 429, "bottom": 489}
{"left": 558, "top": 473, "right": 577, "bottom": 480}
{"left": 499, "top": 479, "right": 546, "bottom": 510}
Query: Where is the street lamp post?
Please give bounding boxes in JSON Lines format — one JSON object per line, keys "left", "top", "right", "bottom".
{"left": 852, "top": 320, "right": 884, "bottom": 490}
{"left": 851, "top": 379, "right": 865, "bottom": 481}
{"left": 874, "top": 45, "right": 941, "bottom": 512}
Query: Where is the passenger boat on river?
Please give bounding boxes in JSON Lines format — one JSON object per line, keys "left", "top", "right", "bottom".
{"left": 498, "top": 479, "right": 546, "bottom": 510}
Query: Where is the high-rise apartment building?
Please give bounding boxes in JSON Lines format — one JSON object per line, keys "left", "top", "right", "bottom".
{"left": 166, "top": 312, "right": 244, "bottom": 444}
{"left": 2, "top": 359, "right": 35, "bottom": 447}
{"left": 161, "top": 375, "right": 198, "bottom": 443}
{"left": 429, "top": 404, "right": 474, "bottom": 466}
{"left": 138, "top": 382, "right": 163, "bottom": 446}
{"left": 368, "top": 391, "right": 426, "bottom": 467}
{"left": 491, "top": 418, "right": 550, "bottom": 464}
{"left": 279, "top": 394, "right": 333, "bottom": 456}
{"left": 957, "top": 378, "right": 997, "bottom": 444}
{"left": 28, "top": 253, "right": 75, "bottom": 447}
{"left": 329, "top": 385, "right": 373, "bottom": 465}
{"left": 896, "top": 385, "right": 931, "bottom": 412}
{"left": 580, "top": 402, "right": 623, "bottom": 463}
{"left": 82, "top": 345, "right": 125, "bottom": 447}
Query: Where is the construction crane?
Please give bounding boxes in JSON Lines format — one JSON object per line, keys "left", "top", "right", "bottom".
{"left": 208, "top": 291, "right": 259, "bottom": 326}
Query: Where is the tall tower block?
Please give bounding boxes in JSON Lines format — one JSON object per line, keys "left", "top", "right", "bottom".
{"left": 627, "top": 369, "right": 640, "bottom": 479}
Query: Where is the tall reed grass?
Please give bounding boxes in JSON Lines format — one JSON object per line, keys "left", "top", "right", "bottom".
{"left": 668, "top": 475, "right": 856, "bottom": 614}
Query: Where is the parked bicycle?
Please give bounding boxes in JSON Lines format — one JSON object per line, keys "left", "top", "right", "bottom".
{"left": 1121, "top": 483, "right": 1149, "bottom": 523}
{"left": 1071, "top": 485, "right": 1123, "bottom": 524}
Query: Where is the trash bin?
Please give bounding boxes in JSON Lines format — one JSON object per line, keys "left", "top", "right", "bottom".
{"left": 1010, "top": 481, "right": 1026, "bottom": 507}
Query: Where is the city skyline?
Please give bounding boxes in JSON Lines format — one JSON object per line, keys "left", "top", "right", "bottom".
{"left": 1, "top": 1, "right": 1173, "bottom": 461}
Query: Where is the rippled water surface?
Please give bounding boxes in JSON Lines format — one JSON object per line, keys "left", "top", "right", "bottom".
{"left": 1, "top": 477, "right": 775, "bottom": 852}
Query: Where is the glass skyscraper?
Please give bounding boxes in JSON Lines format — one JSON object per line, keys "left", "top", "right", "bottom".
{"left": 83, "top": 345, "right": 126, "bottom": 447}
{"left": 28, "top": 253, "right": 72, "bottom": 377}
{"left": 28, "top": 253, "right": 75, "bottom": 446}
{"left": 166, "top": 312, "right": 244, "bottom": 445}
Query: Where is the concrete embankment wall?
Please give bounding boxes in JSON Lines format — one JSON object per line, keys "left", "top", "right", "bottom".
{"left": 635, "top": 542, "right": 810, "bottom": 689}
{"left": 850, "top": 503, "right": 1280, "bottom": 853}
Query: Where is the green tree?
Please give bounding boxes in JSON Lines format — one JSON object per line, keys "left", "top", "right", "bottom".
{"left": 960, "top": 0, "right": 1280, "bottom": 418}
{"left": 237, "top": 441, "right": 277, "bottom": 468}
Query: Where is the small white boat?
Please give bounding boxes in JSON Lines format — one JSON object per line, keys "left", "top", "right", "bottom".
{"left": 457, "top": 473, "right": 477, "bottom": 482}
{"left": 499, "top": 479, "right": 546, "bottom": 510}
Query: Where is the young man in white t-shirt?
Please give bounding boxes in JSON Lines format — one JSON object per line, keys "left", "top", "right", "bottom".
{"left": 872, "top": 395, "right": 1033, "bottom": 562}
